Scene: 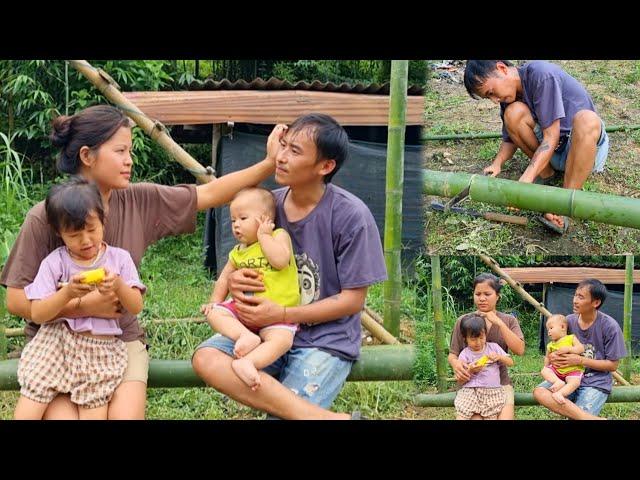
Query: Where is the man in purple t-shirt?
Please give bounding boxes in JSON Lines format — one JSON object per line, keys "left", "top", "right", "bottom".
{"left": 533, "top": 279, "right": 626, "bottom": 419}
{"left": 192, "top": 114, "right": 387, "bottom": 419}
{"left": 463, "top": 60, "right": 609, "bottom": 234}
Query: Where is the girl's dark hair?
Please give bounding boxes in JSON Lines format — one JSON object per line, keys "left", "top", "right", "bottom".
{"left": 50, "top": 105, "right": 131, "bottom": 174}
{"left": 460, "top": 314, "right": 486, "bottom": 338}
{"left": 463, "top": 60, "right": 514, "bottom": 99}
{"left": 45, "top": 176, "right": 105, "bottom": 233}
{"left": 473, "top": 273, "right": 502, "bottom": 294}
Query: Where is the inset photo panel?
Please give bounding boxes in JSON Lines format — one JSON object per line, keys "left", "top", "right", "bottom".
{"left": 423, "top": 60, "right": 640, "bottom": 255}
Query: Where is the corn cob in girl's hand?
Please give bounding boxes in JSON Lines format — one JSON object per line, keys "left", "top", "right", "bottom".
{"left": 80, "top": 268, "right": 106, "bottom": 285}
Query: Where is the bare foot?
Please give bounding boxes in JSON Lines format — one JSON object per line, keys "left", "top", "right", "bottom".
{"left": 544, "top": 213, "right": 565, "bottom": 229}
{"left": 233, "top": 332, "right": 261, "bottom": 358}
{"left": 549, "top": 380, "right": 566, "bottom": 393}
{"left": 552, "top": 391, "right": 566, "bottom": 404}
{"left": 231, "top": 358, "right": 261, "bottom": 391}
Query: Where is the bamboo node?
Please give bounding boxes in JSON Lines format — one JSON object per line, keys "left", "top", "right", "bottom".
{"left": 97, "top": 68, "right": 120, "bottom": 90}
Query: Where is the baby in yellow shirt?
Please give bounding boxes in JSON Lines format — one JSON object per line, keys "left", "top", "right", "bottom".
{"left": 541, "top": 314, "right": 585, "bottom": 404}
{"left": 202, "top": 187, "right": 300, "bottom": 391}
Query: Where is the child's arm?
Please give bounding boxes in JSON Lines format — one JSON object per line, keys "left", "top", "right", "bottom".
{"left": 256, "top": 217, "right": 291, "bottom": 270}
{"left": 210, "top": 260, "right": 236, "bottom": 304}
{"left": 570, "top": 336, "right": 585, "bottom": 355}
{"left": 98, "top": 270, "right": 144, "bottom": 316}
{"left": 488, "top": 350, "right": 514, "bottom": 367}
{"left": 31, "top": 276, "right": 92, "bottom": 324}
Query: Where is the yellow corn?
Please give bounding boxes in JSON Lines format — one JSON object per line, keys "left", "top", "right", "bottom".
{"left": 474, "top": 355, "right": 489, "bottom": 367}
{"left": 80, "top": 267, "right": 106, "bottom": 285}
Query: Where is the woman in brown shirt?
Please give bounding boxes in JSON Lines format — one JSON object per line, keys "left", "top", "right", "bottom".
{"left": 1, "top": 105, "right": 285, "bottom": 419}
{"left": 448, "top": 273, "right": 526, "bottom": 419}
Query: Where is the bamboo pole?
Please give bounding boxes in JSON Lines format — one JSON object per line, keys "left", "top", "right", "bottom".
{"left": 67, "top": 60, "right": 214, "bottom": 184}
{"left": 479, "top": 254, "right": 552, "bottom": 317}
{"left": 431, "top": 255, "right": 448, "bottom": 393}
{"left": 383, "top": 60, "right": 408, "bottom": 337}
{"left": 5, "top": 327, "right": 24, "bottom": 337}
{"left": 361, "top": 310, "right": 400, "bottom": 345}
{"left": 423, "top": 169, "right": 640, "bottom": 229}
{"left": 622, "top": 254, "right": 634, "bottom": 382}
{"left": 0, "top": 345, "right": 415, "bottom": 390}
{"left": 422, "top": 124, "right": 640, "bottom": 141}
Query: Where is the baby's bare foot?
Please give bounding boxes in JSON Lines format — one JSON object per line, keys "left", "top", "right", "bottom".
{"left": 549, "top": 380, "right": 566, "bottom": 393}
{"left": 233, "top": 332, "right": 261, "bottom": 358}
{"left": 551, "top": 391, "right": 566, "bottom": 404}
{"left": 231, "top": 358, "right": 261, "bottom": 391}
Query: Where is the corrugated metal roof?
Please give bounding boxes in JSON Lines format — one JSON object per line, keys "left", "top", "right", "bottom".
{"left": 187, "top": 77, "right": 424, "bottom": 96}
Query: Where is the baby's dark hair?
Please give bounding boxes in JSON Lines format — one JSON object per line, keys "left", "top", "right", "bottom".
{"left": 460, "top": 314, "right": 486, "bottom": 339}
{"left": 473, "top": 273, "right": 502, "bottom": 294}
{"left": 232, "top": 187, "right": 276, "bottom": 218}
{"left": 45, "top": 176, "right": 105, "bottom": 234}
{"left": 577, "top": 278, "right": 608, "bottom": 309}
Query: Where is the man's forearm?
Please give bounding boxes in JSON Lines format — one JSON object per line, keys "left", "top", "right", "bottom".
{"left": 520, "top": 136, "right": 558, "bottom": 181}
{"left": 494, "top": 142, "right": 518, "bottom": 166}
{"left": 285, "top": 291, "right": 366, "bottom": 325}
{"left": 583, "top": 357, "right": 618, "bottom": 372}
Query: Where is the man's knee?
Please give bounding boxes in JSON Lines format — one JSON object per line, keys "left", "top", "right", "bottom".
{"left": 533, "top": 386, "right": 548, "bottom": 404}
{"left": 504, "top": 101, "right": 533, "bottom": 126}
{"left": 192, "top": 348, "right": 229, "bottom": 381}
{"left": 572, "top": 110, "right": 601, "bottom": 142}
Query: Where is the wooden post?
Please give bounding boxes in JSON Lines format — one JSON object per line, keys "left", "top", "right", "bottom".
{"left": 383, "top": 60, "right": 408, "bottom": 336}
{"left": 431, "top": 255, "right": 448, "bottom": 393}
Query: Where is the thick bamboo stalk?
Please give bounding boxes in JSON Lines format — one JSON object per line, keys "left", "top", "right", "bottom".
{"left": 623, "top": 254, "right": 634, "bottom": 382}
{"left": 422, "top": 124, "right": 640, "bottom": 141}
{"left": 431, "top": 255, "right": 448, "bottom": 393}
{"left": 0, "top": 345, "right": 415, "bottom": 390}
{"left": 423, "top": 169, "right": 640, "bottom": 229}
{"left": 415, "top": 386, "right": 640, "bottom": 407}
{"left": 361, "top": 311, "right": 400, "bottom": 345}
{"left": 383, "top": 60, "right": 408, "bottom": 337}
{"left": 479, "top": 254, "right": 552, "bottom": 318}
{"left": 68, "top": 60, "right": 214, "bottom": 184}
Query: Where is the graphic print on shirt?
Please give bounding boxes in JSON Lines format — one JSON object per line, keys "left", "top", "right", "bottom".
{"left": 295, "top": 252, "right": 320, "bottom": 306}
{"left": 583, "top": 343, "right": 596, "bottom": 377}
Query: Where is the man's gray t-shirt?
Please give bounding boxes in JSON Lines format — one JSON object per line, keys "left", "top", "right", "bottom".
{"left": 500, "top": 61, "right": 597, "bottom": 142}
{"left": 273, "top": 183, "right": 387, "bottom": 361}
{"left": 566, "top": 311, "right": 626, "bottom": 394}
